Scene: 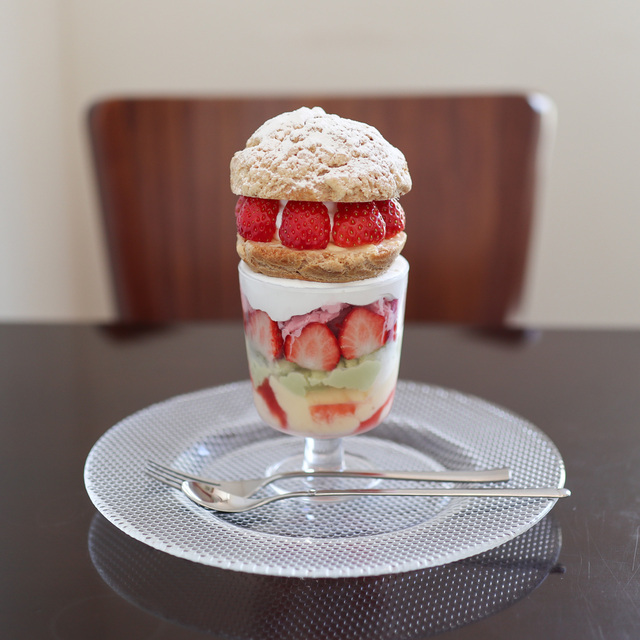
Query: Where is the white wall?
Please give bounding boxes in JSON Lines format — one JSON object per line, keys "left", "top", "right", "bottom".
{"left": 2, "top": 0, "right": 639, "bottom": 326}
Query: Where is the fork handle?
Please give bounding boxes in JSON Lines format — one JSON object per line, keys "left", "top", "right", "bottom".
{"left": 270, "top": 467, "right": 511, "bottom": 484}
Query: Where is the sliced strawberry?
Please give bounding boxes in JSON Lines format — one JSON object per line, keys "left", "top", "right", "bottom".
{"left": 235, "top": 196, "right": 279, "bottom": 242}
{"left": 235, "top": 195, "right": 247, "bottom": 218}
{"left": 246, "top": 309, "right": 283, "bottom": 360}
{"left": 255, "top": 378, "right": 288, "bottom": 429}
{"left": 367, "top": 298, "right": 399, "bottom": 343}
{"left": 332, "top": 202, "right": 386, "bottom": 247}
{"left": 356, "top": 387, "right": 396, "bottom": 433}
{"left": 375, "top": 199, "right": 405, "bottom": 238}
{"left": 284, "top": 322, "right": 340, "bottom": 371}
{"left": 310, "top": 402, "right": 356, "bottom": 424}
{"left": 338, "top": 307, "right": 386, "bottom": 360}
{"left": 279, "top": 201, "right": 331, "bottom": 250}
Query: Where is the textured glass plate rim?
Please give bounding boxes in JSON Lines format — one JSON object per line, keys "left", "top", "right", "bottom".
{"left": 84, "top": 380, "right": 566, "bottom": 578}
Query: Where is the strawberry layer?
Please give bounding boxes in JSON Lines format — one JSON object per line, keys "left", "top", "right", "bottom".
{"left": 243, "top": 302, "right": 402, "bottom": 438}
{"left": 237, "top": 198, "right": 405, "bottom": 249}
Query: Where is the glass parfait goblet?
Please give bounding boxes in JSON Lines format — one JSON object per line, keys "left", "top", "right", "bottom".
{"left": 238, "top": 256, "right": 409, "bottom": 489}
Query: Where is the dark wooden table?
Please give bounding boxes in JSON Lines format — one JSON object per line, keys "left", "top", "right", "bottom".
{"left": 1, "top": 323, "right": 639, "bottom": 639}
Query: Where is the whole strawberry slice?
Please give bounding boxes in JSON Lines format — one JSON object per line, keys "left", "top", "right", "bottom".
{"left": 338, "top": 307, "right": 386, "bottom": 360}
{"left": 284, "top": 322, "right": 340, "bottom": 371}
{"left": 332, "top": 202, "right": 385, "bottom": 247}
{"left": 236, "top": 196, "right": 279, "bottom": 242}
{"left": 279, "top": 201, "right": 331, "bottom": 250}
{"left": 375, "top": 199, "right": 406, "bottom": 238}
{"left": 246, "top": 309, "right": 283, "bottom": 360}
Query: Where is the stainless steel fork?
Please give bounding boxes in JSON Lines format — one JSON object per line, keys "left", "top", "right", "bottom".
{"left": 145, "top": 459, "right": 510, "bottom": 499}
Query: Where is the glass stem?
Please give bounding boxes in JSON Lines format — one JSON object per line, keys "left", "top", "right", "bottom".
{"left": 302, "top": 438, "right": 345, "bottom": 472}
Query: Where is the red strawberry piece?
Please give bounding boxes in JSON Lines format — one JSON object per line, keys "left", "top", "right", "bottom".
{"left": 367, "top": 298, "right": 398, "bottom": 343}
{"left": 332, "top": 202, "right": 386, "bottom": 247}
{"left": 235, "top": 195, "right": 247, "bottom": 218}
{"left": 310, "top": 402, "right": 356, "bottom": 424}
{"left": 338, "top": 307, "right": 386, "bottom": 360}
{"left": 356, "top": 387, "right": 396, "bottom": 433}
{"left": 375, "top": 199, "right": 406, "bottom": 238}
{"left": 255, "top": 378, "right": 288, "bottom": 428}
{"left": 246, "top": 309, "right": 283, "bottom": 360}
{"left": 284, "top": 322, "right": 340, "bottom": 371}
{"left": 235, "top": 196, "right": 279, "bottom": 242}
{"left": 279, "top": 201, "right": 331, "bottom": 250}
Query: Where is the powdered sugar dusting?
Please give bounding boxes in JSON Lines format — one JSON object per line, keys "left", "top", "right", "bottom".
{"left": 230, "top": 107, "right": 411, "bottom": 203}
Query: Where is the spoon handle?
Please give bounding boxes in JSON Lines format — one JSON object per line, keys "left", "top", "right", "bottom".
{"left": 302, "top": 487, "right": 571, "bottom": 499}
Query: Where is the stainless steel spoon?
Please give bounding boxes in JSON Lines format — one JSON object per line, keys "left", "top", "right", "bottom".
{"left": 182, "top": 481, "right": 571, "bottom": 513}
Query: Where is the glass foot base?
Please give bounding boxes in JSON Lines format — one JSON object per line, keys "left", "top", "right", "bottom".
{"left": 207, "top": 434, "right": 443, "bottom": 500}
{"left": 265, "top": 451, "right": 381, "bottom": 497}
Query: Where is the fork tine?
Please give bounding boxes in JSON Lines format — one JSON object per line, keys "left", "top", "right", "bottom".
{"left": 146, "top": 459, "right": 187, "bottom": 480}
{"left": 145, "top": 464, "right": 183, "bottom": 490}
{"left": 146, "top": 459, "right": 199, "bottom": 484}
{"left": 146, "top": 460, "right": 220, "bottom": 486}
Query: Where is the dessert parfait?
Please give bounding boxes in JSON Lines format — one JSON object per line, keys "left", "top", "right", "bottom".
{"left": 232, "top": 106, "right": 410, "bottom": 446}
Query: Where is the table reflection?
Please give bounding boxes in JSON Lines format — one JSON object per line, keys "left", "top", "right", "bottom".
{"left": 89, "top": 513, "right": 561, "bottom": 639}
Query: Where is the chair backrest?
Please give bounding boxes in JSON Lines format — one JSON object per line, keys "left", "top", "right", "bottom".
{"left": 88, "top": 95, "right": 552, "bottom": 323}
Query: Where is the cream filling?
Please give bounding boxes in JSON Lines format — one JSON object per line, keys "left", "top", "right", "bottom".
{"left": 238, "top": 256, "right": 409, "bottom": 322}
{"left": 256, "top": 369, "right": 398, "bottom": 438}
{"left": 246, "top": 339, "right": 401, "bottom": 437}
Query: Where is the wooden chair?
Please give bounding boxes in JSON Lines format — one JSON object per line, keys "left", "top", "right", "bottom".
{"left": 88, "top": 95, "right": 553, "bottom": 324}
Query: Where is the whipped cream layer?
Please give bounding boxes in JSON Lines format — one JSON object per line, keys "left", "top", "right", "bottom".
{"left": 238, "top": 256, "right": 409, "bottom": 322}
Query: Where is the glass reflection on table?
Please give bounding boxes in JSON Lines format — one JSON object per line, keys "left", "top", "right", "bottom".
{"left": 89, "top": 513, "right": 562, "bottom": 639}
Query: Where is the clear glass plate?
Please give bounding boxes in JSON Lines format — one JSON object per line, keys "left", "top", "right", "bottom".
{"left": 84, "top": 380, "right": 567, "bottom": 578}
{"left": 89, "top": 512, "right": 562, "bottom": 638}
